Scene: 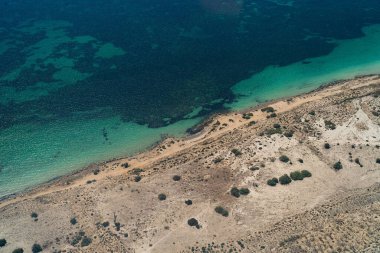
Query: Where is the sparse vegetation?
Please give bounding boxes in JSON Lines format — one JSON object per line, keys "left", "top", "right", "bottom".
{"left": 0, "top": 239, "right": 6, "bottom": 247}
{"left": 215, "top": 206, "right": 229, "bottom": 217}
{"left": 213, "top": 157, "right": 223, "bottom": 163}
{"left": 264, "top": 128, "right": 282, "bottom": 136}
{"left": 121, "top": 162, "right": 129, "bottom": 168}
{"left": 333, "top": 161, "right": 343, "bottom": 170}
{"left": 354, "top": 158, "right": 363, "bottom": 167}
{"left": 279, "top": 174, "right": 292, "bottom": 185}
{"left": 249, "top": 166, "right": 260, "bottom": 171}
{"left": 279, "top": 155, "right": 290, "bottom": 163}
{"left": 158, "top": 193, "right": 167, "bottom": 201}
{"left": 172, "top": 175, "right": 181, "bottom": 181}
{"left": 284, "top": 130, "right": 294, "bottom": 138}
{"left": 273, "top": 123, "right": 281, "bottom": 129}
{"left": 32, "top": 244, "right": 42, "bottom": 253}
{"left": 131, "top": 168, "right": 144, "bottom": 174}
{"left": 242, "top": 112, "right": 253, "bottom": 119}
{"left": 231, "top": 149, "right": 242, "bottom": 156}
{"left": 267, "top": 178, "right": 279, "bottom": 186}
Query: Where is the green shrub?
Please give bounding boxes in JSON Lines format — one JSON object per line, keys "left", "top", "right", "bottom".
{"left": 268, "top": 113, "right": 277, "bottom": 118}
{"left": 284, "top": 131, "right": 294, "bottom": 138}
{"left": 267, "top": 178, "right": 278, "bottom": 186}
{"left": 249, "top": 166, "right": 260, "bottom": 171}
{"left": 31, "top": 212, "right": 38, "bottom": 218}
{"left": 121, "top": 162, "right": 129, "bottom": 168}
{"left": 265, "top": 128, "right": 282, "bottom": 136}
{"left": 12, "top": 248, "right": 24, "bottom": 253}
{"left": 273, "top": 123, "right": 281, "bottom": 129}
{"left": 214, "top": 206, "right": 229, "bottom": 217}
{"left": 239, "top": 188, "right": 250, "bottom": 195}
{"left": 131, "top": 168, "right": 144, "bottom": 174}
{"left": 231, "top": 149, "right": 242, "bottom": 156}
{"left": 32, "top": 244, "right": 42, "bottom": 253}
{"left": 230, "top": 187, "right": 240, "bottom": 198}
{"left": 333, "top": 161, "right": 343, "bottom": 170}
{"left": 0, "top": 239, "right": 6, "bottom": 247}
{"left": 324, "top": 143, "right": 331, "bottom": 149}
{"left": 279, "top": 174, "right": 292, "bottom": 185}
{"left": 309, "top": 111, "right": 315, "bottom": 116}
{"left": 301, "top": 170, "right": 312, "bottom": 177}
{"left": 81, "top": 237, "right": 92, "bottom": 247}
{"left": 298, "top": 158, "right": 304, "bottom": 163}
{"left": 279, "top": 155, "right": 290, "bottom": 163}
{"left": 290, "top": 171, "right": 304, "bottom": 181}
{"left": 376, "top": 158, "right": 380, "bottom": 164}
{"left": 70, "top": 217, "right": 77, "bottom": 225}
{"left": 187, "top": 218, "right": 199, "bottom": 228}
{"left": 158, "top": 193, "right": 167, "bottom": 201}
{"left": 242, "top": 113, "right": 253, "bottom": 119}
{"left": 185, "top": 199, "right": 193, "bottom": 205}
{"left": 172, "top": 175, "right": 181, "bottom": 181}
{"left": 213, "top": 157, "right": 223, "bottom": 163}
{"left": 324, "top": 120, "right": 336, "bottom": 130}
{"left": 248, "top": 120, "right": 256, "bottom": 126}
{"left": 134, "top": 175, "right": 141, "bottom": 182}
{"left": 102, "top": 221, "right": 110, "bottom": 227}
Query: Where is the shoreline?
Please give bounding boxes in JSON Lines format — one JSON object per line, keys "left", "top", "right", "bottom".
{"left": 0, "top": 74, "right": 379, "bottom": 252}
{"left": 1, "top": 73, "right": 379, "bottom": 206}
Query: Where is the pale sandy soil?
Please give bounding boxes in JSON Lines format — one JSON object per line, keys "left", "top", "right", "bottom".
{"left": 0, "top": 75, "right": 379, "bottom": 253}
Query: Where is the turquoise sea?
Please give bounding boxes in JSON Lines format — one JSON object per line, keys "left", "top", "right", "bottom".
{"left": 1, "top": 0, "right": 380, "bottom": 197}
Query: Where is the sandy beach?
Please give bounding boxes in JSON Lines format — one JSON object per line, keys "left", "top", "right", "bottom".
{"left": 0, "top": 75, "right": 379, "bottom": 252}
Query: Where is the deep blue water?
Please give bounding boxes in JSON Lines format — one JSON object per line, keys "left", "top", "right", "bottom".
{"left": 1, "top": 0, "right": 380, "bottom": 129}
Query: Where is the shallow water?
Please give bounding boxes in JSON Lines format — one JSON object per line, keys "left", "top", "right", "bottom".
{"left": 1, "top": 0, "right": 380, "bottom": 197}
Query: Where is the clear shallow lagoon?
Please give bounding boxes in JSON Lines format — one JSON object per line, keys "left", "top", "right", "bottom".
{"left": 1, "top": 0, "right": 380, "bottom": 197}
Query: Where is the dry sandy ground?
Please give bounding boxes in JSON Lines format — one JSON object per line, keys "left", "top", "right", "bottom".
{"left": 0, "top": 75, "right": 379, "bottom": 253}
